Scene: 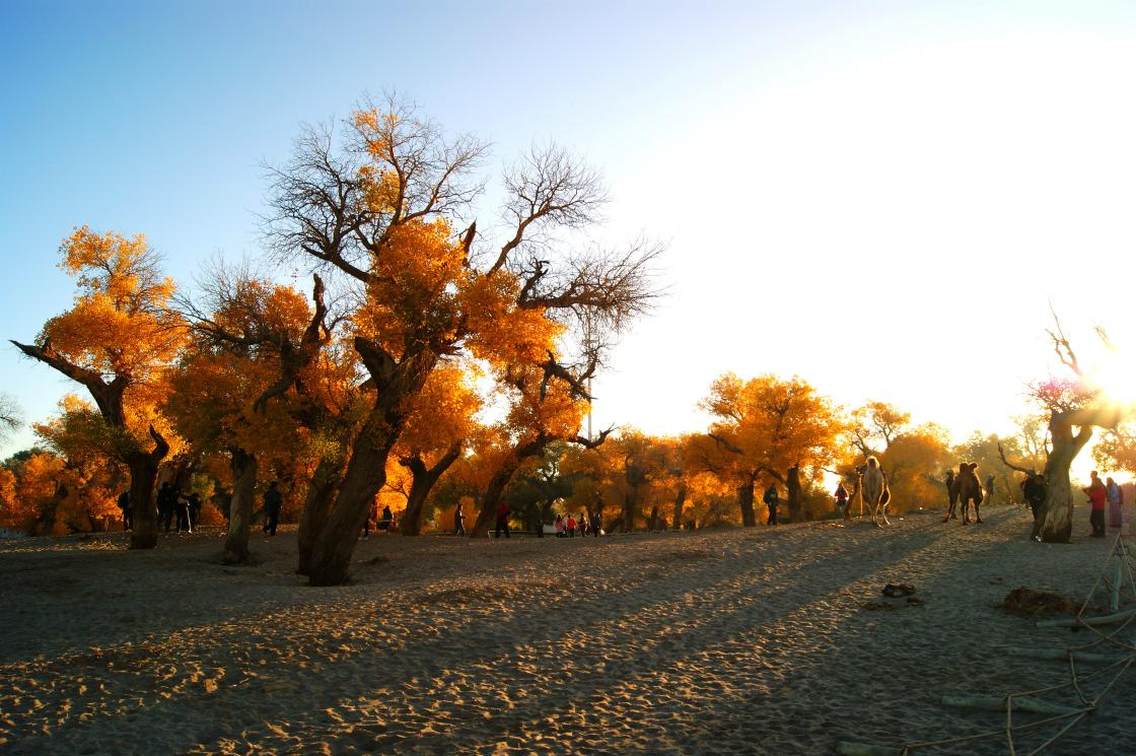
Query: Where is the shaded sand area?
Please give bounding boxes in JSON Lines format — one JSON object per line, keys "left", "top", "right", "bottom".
{"left": 2, "top": 506, "right": 1133, "bottom": 754}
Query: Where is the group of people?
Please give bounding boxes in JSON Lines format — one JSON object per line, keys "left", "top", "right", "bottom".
{"left": 1082, "top": 470, "right": 1125, "bottom": 538}
{"left": 154, "top": 481, "right": 202, "bottom": 534}
{"left": 114, "top": 479, "right": 285, "bottom": 536}
{"left": 554, "top": 511, "right": 601, "bottom": 537}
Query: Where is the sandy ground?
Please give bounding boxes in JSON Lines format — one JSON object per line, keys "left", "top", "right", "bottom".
{"left": 1, "top": 505, "right": 1133, "bottom": 755}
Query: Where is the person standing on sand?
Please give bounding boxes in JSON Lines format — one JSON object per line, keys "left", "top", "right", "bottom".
{"left": 1083, "top": 471, "right": 1106, "bottom": 538}
{"left": 834, "top": 482, "right": 849, "bottom": 520}
{"left": 157, "top": 481, "right": 175, "bottom": 533}
{"left": 263, "top": 481, "right": 283, "bottom": 537}
{"left": 495, "top": 500, "right": 511, "bottom": 539}
{"left": 1021, "top": 472, "right": 1047, "bottom": 524}
{"left": 566, "top": 513, "right": 577, "bottom": 537}
{"left": 1105, "top": 476, "right": 1122, "bottom": 529}
{"left": 117, "top": 489, "right": 132, "bottom": 531}
{"left": 763, "top": 483, "right": 779, "bottom": 526}
{"left": 591, "top": 510, "right": 601, "bottom": 536}
{"left": 188, "top": 492, "right": 200, "bottom": 532}
{"left": 454, "top": 502, "right": 466, "bottom": 535}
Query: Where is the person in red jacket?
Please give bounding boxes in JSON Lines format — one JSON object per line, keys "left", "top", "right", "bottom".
{"left": 1083, "top": 470, "right": 1107, "bottom": 538}
{"left": 495, "top": 501, "right": 511, "bottom": 539}
{"left": 834, "top": 482, "right": 849, "bottom": 521}
{"left": 566, "top": 514, "right": 577, "bottom": 537}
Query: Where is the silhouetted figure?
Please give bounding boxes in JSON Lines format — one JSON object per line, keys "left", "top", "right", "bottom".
{"left": 361, "top": 502, "right": 375, "bottom": 538}
{"left": 176, "top": 490, "right": 192, "bottom": 533}
{"left": 187, "top": 492, "right": 201, "bottom": 533}
{"left": 378, "top": 505, "right": 393, "bottom": 532}
{"left": 591, "top": 510, "right": 601, "bottom": 537}
{"left": 263, "top": 481, "right": 283, "bottom": 536}
{"left": 117, "top": 489, "right": 132, "bottom": 531}
{"left": 834, "top": 482, "right": 849, "bottom": 520}
{"left": 157, "top": 482, "right": 176, "bottom": 533}
{"left": 454, "top": 502, "right": 466, "bottom": 535}
{"left": 1084, "top": 471, "right": 1106, "bottom": 538}
{"left": 984, "top": 474, "right": 995, "bottom": 505}
{"left": 764, "top": 483, "right": 779, "bottom": 526}
{"left": 1106, "top": 476, "right": 1123, "bottom": 529}
{"left": 1021, "top": 472, "right": 1047, "bottom": 524}
{"left": 495, "top": 500, "right": 510, "bottom": 538}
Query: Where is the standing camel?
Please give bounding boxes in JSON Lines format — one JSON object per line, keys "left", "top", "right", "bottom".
{"left": 862, "top": 456, "right": 891, "bottom": 526}
{"left": 957, "top": 462, "right": 984, "bottom": 524}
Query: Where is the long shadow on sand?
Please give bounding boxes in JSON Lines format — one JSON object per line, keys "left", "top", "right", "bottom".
{"left": 6, "top": 514, "right": 956, "bottom": 753}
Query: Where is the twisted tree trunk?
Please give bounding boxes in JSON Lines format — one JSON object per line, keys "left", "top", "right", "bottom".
{"left": 473, "top": 459, "right": 522, "bottom": 537}
{"left": 399, "top": 443, "right": 462, "bottom": 536}
{"left": 737, "top": 479, "right": 756, "bottom": 527}
{"left": 297, "top": 456, "right": 342, "bottom": 575}
{"left": 672, "top": 482, "right": 687, "bottom": 530}
{"left": 306, "top": 344, "right": 437, "bottom": 586}
{"left": 222, "top": 448, "right": 257, "bottom": 565}
{"left": 1034, "top": 416, "right": 1091, "bottom": 543}
{"left": 786, "top": 466, "right": 802, "bottom": 523}
{"left": 124, "top": 428, "right": 169, "bottom": 550}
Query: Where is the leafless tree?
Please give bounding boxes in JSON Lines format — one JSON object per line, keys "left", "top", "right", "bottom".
{"left": 0, "top": 393, "right": 21, "bottom": 440}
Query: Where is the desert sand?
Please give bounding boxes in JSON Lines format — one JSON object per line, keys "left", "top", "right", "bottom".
{"left": 1, "top": 505, "right": 1133, "bottom": 754}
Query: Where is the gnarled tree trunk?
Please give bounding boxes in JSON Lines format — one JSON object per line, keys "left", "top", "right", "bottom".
{"left": 1035, "top": 416, "right": 1091, "bottom": 543}
{"left": 124, "top": 429, "right": 169, "bottom": 550}
{"left": 672, "top": 482, "right": 687, "bottom": 530}
{"left": 737, "top": 478, "right": 756, "bottom": 527}
{"left": 307, "top": 416, "right": 401, "bottom": 585}
{"left": 399, "top": 443, "right": 462, "bottom": 536}
{"left": 223, "top": 448, "right": 257, "bottom": 565}
{"left": 305, "top": 345, "right": 438, "bottom": 586}
{"left": 786, "top": 466, "right": 802, "bottom": 523}
{"left": 473, "top": 459, "right": 522, "bottom": 537}
{"left": 297, "top": 456, "right": 343, "bottom": 575}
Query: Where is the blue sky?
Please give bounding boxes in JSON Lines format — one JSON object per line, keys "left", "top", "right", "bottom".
{"left": 4, "top": 1, "right": 1136, "bottom": 463}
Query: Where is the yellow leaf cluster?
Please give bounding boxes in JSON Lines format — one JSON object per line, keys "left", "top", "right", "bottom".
{"left": 397, "top": 364, "right": 480, "bottom": 459}
{"left": 461, "top": 273, "right": 564, "bottom": 366}
{"left": 354, "top": 219, "right": 465, "bottom": 353}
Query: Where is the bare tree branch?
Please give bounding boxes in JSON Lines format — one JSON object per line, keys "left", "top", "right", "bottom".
{"left": 489, "top": 143, "right": 608, "bottom": 275}
{"left": 0, "top": 393, "right": 20, "bottom": 439}
{"left": 571, "top": 426, "right": 613, "bottom": 449}
{"left": 997, "top": 441, "right": 1035, "bottom": 476}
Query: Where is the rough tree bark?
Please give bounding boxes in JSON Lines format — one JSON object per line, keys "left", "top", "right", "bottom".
{"left": 672, "top": 482, "right": 687, "bottom": 530}
{"left": 297, "top": 456, "right": 342, "bottom": 575}
{"left": 736, "top": 478, "right": 757, "bottom": 527}
{"left": 398, "top": 442, "right": 462, "bottom": 536}
{"left": 1035, "top": 415, "right": 1092, "bottom": 543}
{"left": 122, "top": 426, "right": 170, "bottom": 549}
{"left": 472, "top": 456, "right": 526, "bottom": 538}
{"left": 306, "top": 346, "right": 438, "bottom": 586}
{"left": 786, "top": 465, "right": 802, "bottom": 523}
{"left": 222, "top": 448, "right": 258, "bottom": 565}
